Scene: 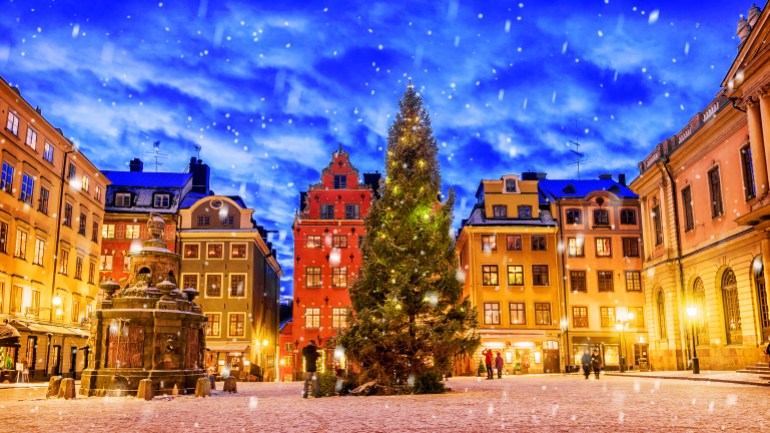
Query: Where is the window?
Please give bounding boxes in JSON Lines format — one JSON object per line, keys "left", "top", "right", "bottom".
{"left": 517, "top": 205, "right": 532, "bottom": 218}
{"left": 622, "top": 237, "right": 639, "bottom": 257}
{"left": 306, "top": 267, "right": 322, "bottom": 288}
{"left": 492, "top": 205, "right": 507, "bottom": 218}
{"left": 115, "top": 192, "right": 132, "bottom": 207}
{"left": 59, "top": 249, "right": 69, "bottom": 274}
{"left": 25, "top": 127, "right": 37, "bottom": 149}
{"left": 333, "top": 174, "right": 347, "bottom": 189}
{"left": 0, "top": 221, "right": 7, "bottom": 253}
{"left": 692, "top": 278, "right": 709, "bottom": 344}
{"left": 230, "top": 274, "right": 245, "bottom": 297}
{"left": 600, "top": 307, "right": 616, "bottom": 328}
{"left": 681, "top": 186, "right": 694, "bottom": 232}
{"left": 0, "top": 283, "right": 3, "bottom": 314}
{"left": 321, "top": 204, "right": 334, "bottom": 219}
{"left": 505, "top": 179, "right": 517, "bottom": 192}
{"left": 33, "top": 238, "right": 45, "bottom": 265}
{"left": 182, "top": 274, "right": 198, "bottom": 291}
{"left": 620, "top": 209, "right": 637, "bottom": 225}
{"left": 570, "top": 271, "right": 586, "bottom": 292}
{"left": 507, "top": 265, "right": 523, "bottom": 286}
{"left": 332, "top": 235, "right": 348, "bottom": 248}
{"left": 95, "top": 185, "right": 102, "bottom": 202}
{"left": 332, "top": 308, "right": 347, "bottom": 329}
{"left": 183, "top": 244, "right": 199, "bottom": 259}
{"left": 629, "top": 307, "right": 645, "bottom": 328}
{"left": 231, "top": 244, "right": 247, "bottom": 258}
{"left": 532, "top": 265, "right": 549, "bottom": 286}
{"left": 72, "top": 298, "right": 80, "bottom": 323}
{"left": 99, "top": 254, "right": 112, "bottom": 271}
{"left": 721, "top": 269, "right": 742, "bottom": 345}
{"left": 20, "top": 173, "right": 34, "bottom": 204}
{"left": 625, "top": 271, "right": 642, "bottom": 292}
{"left": 38, "top": 186, "right": 49, "bottom": 214}
{"left": 11, "top": 285, "right": 22, "bottom": 314}
{"left": 122, "top": 256, "right": 131, "bottom": 273}
{"left": 656, "top": 290, "right": 667, "bottom": 339}
{"left": 305, "top": 307, "right": 321, "bottom": 328}
{"left": 708, "top": 166, "right": 723, "bottom": 218}
{"left": 78, "top": 212, "right": 87, "bottom": 236}
{"left": 228, "top": 313, "right": 245, "bottom": 337}
{"left": 572, "top": 306, "right": 588, "bottom": 327}
{"left": 566, "top": 209, "right": 581, "bottom": 224}
{"left": 63, "top": 204, "right": 73, "bottom": 227}
{"left": 205, "top": 313, "right": 221, "bottom": 337}
{"left": 505, "top": 235, "right": 522, "bottom": 251}
{"left": 332, "top": 267, "right": 347, "bottom": 288}
{"left": 102, "top": 224, "right": 115, "bottom": 239}
{"left": 43, "top": 142, "right": 54, "bottom": 163}
{"left": 220, "top": 215, "right": 234, "bottom": 225}
{"left": 482, "top": 265, "right": 498, "bottom": 286}
{"left": 153, "top": 193, "right": 170, "bottom": 208}
{"left": 81, "top": 175, "right": 90, "bottom": 193}
{"left": 595, "top": 238, "right": 611, "bottom": 257}
{"left": 509, "top": 302, "right": 526, "bottom": 324}
{"left": 14, "top": 229, "right": 27, "bottom": 259}
{"left": 125, "top": 224, "right": 140, "bottom": 239}
{"left": 484, "top": 302, "right": 501, "bottom": 325}
{"left": 6, "top": 112, "right": 19, "bottom": 135}
{"left": 197, "top": 216, "right": 210, "bottom": 225}
{"left": 30, "top": 290, "right": 40, "bottom": 318}
{"left": 531, "top": 235, "right": 546, "bottom": 251}
{"left": 207, "top": 243, "right": 223, "bottom": 259}
{"left": 652, "top": 205, "right": 663, "bottom": 246}
{"left": 534, "top": 303, "right": 551, "bottom": 325}
{"left": 594, "top": 209, "right": 610, "bottom": 225}
{"left": 67, "top": 164, "right": 76, "bottom": 180}
{"left": 88, "top": 261, "right": 96, "bottom": 284}
{"left": 306, "top": 235, "right": 322, "bottom": 248}
{"left": 206, "top": 274, "right": 222, "bottom": 297}
{"left": 1, "top": 162, "right": 14, "bottom": 193}
{"left": 92, "top": 221, "right": 99, "bottom": 242}
{"left": 741, "top": 145, "right": 756, "bottom": 201}
{"left": 75, "top": 256, "right": 83, "bottom": 280}
{"left": 598, "top": 271, "right": 614, "bottom": 292}
{"left": 481, "top": 235, "right": 497, "bottom": 252}
{"left": 567, "top": 237, "right": 584, "bottom": 257}
{"left": 345, "top": 204, "right": 360, "bottom": 219}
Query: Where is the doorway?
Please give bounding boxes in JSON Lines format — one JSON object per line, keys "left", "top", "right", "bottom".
{"left": 25, "top": 337, "right": 37, "bottom": 379}
{"left": 69, "top": 346, "right": 77, "bottom": 378}
{"left": 51, "top": 345, "right": 61, "bottom": 376}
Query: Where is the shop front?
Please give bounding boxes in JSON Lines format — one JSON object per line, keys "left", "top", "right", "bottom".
{"left": 205, "top": 342, "right": 250, "bottom": 380}
{"left": 0, "top": 321, "right": 21, "bottom": 382}
{"left": 475, "top": 330, "right": 561, "bottom": 375}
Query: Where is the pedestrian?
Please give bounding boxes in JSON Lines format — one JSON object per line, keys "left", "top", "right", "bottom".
{"left": 495, "top": 352, "right": 504, "bottom": 379}
{"left": 581, "top": 349, "right": 591, "bottom": 379}
{"left": 302, "top": 340, "right": 320, "bottom": 398}
{"left": 484, "top": 349, "right": 494, "bottom": 380}
{"left": 591, "top": 349, "right": 602, "bottom": 379}
{"left": 765, "top": 338, "right": 770, "bottom": 369}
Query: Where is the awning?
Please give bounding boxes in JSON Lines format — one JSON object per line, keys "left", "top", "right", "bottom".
{"left": 23, "top": 323, "right": 88, "bottom": 337}
{"left": 206, "top": 342, "right": 250, "bottom": 353}
{"left": 0, "top": 322, "right": 21, "bottom": 347}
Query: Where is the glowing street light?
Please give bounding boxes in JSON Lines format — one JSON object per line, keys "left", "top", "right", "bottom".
{"left": 616, "top": 312, "right": 634, "bottom": 373}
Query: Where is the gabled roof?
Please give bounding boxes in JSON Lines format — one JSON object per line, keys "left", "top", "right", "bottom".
{"left": 103, "top": 171, "right": 192, "bottom": 189}
{"left": 538, "top": 179, "right": 638, "bottom": 201}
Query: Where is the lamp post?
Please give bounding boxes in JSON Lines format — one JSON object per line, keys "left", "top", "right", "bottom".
{"left": 616, "top": 312, "right": 635, "bottom": 373}
{"left": 559, "top": 318, "right": 570, "bottom": 373}
{"left": 686, "top": 306, "right": 700, "bottom": 374}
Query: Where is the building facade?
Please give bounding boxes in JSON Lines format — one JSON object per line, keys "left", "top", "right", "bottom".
{"left": 457, "top": 173, "right": 561, "bottom": 375}
{"left": 0, "top": 77, "right": 107, "bottom": 381}
{"left": 630, "top": 3, "right": 770, "bottom": 371}
{"left": 179, "top": 194, "right": 281, "bottom": 381}
{"left": 287, "top": 148, "right": 378, "bottom": 379}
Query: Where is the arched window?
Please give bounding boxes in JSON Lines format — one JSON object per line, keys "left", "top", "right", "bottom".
{"left": 656, "top": 290, "right": 667, "bottom": 339}
{"left": 721, "top": 269, "right": 742, "bottom": 345}
{"left": 692, "top": 278, "right": 708, "bottom": 345}
{"left": 754, "top": 259, "right": 770, "bottom": 339}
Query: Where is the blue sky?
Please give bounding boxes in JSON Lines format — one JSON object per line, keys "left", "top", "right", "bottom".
{"left": 0, "top": 0, "right": 752, "bottom": 297}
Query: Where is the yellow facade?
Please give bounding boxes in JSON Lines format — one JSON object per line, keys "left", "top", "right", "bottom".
{"left": 0, "top": 77, "right": 107, "bottom": 380}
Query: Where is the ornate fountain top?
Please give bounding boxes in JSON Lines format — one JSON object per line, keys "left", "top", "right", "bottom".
{"left": 148, "top": 212, "right": 165, "bottom": 240}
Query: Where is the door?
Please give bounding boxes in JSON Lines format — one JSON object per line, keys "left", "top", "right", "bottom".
{"left": 69, "top": 347, "right": 77, "bottom": 378}
{"left": 634, "top": 344, "right": 649, "bottom": 370}
{"left": 25, "top": 337, "right": 37, "bottom": 378}
{"left": 51, "top": 345, "right": 61, "bottom": 376}
{"left": 543, "top": 349, "right": 559, "bottom": 373}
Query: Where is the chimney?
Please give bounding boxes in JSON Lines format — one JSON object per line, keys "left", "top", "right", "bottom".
{"left": 598, "top": 173, "right": 613, "bottom": 180}
{"left": 737, "top": 16, "right": 750, "bottom": 43}
{"left": 363, "top": 172, "right": 382, "bottom": 199}
{"left": 618, "top": 173, "right": 626, "bottom": 186}
{"left": 129, "top": 158, "right": 143, "bottom": 172}
{"left": 190, "top": 157, "right": 211, "bottom": 195}
{"left": 748, "top": 4, "right": 761, "bottom": 28}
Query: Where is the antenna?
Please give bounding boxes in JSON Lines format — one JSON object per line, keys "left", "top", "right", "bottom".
{"left": 194, "top": 144, "right": 202, "bottom": 159}
{"left": 568, "top": 122, "right": 587, "bottom": 179}
{"left": 145, "top": 141, "right": 168, "bottom": 172}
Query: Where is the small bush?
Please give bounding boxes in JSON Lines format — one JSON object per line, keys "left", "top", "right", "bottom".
{"left": 318, "top": 371, "right": 338, "bottom": 397}
{"left": 412, "top": 370, "right": 446, "bottom": 394}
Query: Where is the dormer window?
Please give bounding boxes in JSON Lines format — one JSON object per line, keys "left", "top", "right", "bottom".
{"left": 518, "top": 205, "right": 532, "bottom": 219}
{"left": 334, "top": 175, "right": 347, "bottom": 189}
{"left": 115, "top": 192, "right": 132, "bottom": 208}
{"left": 492, "top": 205, "right": 507, "bottom": 218}
{"left": 505, "top": 178, "right": 517, "bottom": 193}
{"left": 153, "top": 193, "right": 171, "bottom": 208}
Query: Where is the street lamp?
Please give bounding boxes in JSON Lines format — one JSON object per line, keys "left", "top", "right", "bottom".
{"left": 686, "top": 306, "right": 700, "bottom": 374}
{"left": 559, "top": 318, "right": 570, "bottom": 373}
{"left": 616, "top": 312, "right": 634, "bottom": 373}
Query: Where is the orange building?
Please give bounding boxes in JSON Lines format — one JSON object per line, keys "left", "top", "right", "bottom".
{"left": 285, "top": 147, "right": 379, "bottom": 379}
{"left": 631, "top": 3, "right": 770, "bottom": 371}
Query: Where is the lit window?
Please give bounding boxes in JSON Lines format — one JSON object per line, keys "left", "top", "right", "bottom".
{"left": 25, "top": 127, "right": 37, "bottom": 149}
{"left": 43, "top": 142, "right": 54, "bottom": 163}
{"left": 6, "top": 112, "right": 19, "bottom": 135}
{"left": 183, "top": 244, "right": 200, "bottom": 259}
{"left": 229, "top": 313, "right": 245, "bottom": 337}
{"left": 481, "top": 234, "right": 497, "bottom": 252}
{"left": 305, "top": 308, "right": 320, "bottom": 328}
{"left": 595, "top": 238, "right": 611, "bottom": 257}
{"left": 306, "top": 267, "right": 322, "bottom": 288}
{"left": 484, "top": 302, "right": 501, "bottom": 325}
{"left": 534, "top": 303, "right": 551, "bottom": 325}
{"left": 205, "top": 313, "right": 221, "bottom": 337}
{"left": 207, "top": 243, "right": 223, "bottom": 259}
{"left": 482, "top": 265, "right": 498, "bottom": 286}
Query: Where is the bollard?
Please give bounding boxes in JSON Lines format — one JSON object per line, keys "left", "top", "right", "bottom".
{"left": 137, "top": 379, "right": 154, "bottom": 401}
{"left": 195, "top": 377, "right": 211, "bottom": 398}
{"left": 58, "top": 378, "right": 76, "bottom": 399}
{"left": 223, "top": 376, "right": 237, "bottom": 393}
{"left": 208, "top": 374, "right": 216, "bottom": 391}
{"left": 46, "top": 376, "right": 63, "bottom": 399}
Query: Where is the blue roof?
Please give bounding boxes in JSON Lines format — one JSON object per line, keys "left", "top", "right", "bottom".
{"left": 179, "top": 191, "right": 208, "bottom": 209}
{"left": 538, "top": 179, "right": 638, "bottom": 201}
{"left": 103, "top": 171, "right": 192, "bottom": 189}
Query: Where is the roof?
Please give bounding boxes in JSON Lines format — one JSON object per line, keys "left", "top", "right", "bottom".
{"left": 461, "top": 206, "right": 557, "bottom": 227}
{"left": 538, "top": 179, "right": 638, "bottom": 201}
{"left": 179, "top": 193, "right": 245, "bottom": 210}
{"left": 102, "top": 170, "right": 192, "bottom": 188}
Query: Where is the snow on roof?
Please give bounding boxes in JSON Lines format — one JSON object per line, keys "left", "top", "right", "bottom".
{"left": 538, "top": 179, "right": 638, "bottom": 201}
{"left": 103, "top": 170, "right": 192, "bottom": 188}
{"left": 462, "top": 206, "right": 556, "bottom": 227}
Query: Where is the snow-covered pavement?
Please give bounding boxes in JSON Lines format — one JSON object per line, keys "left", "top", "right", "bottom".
{"left": 2, "top": 374, "right": 769, "bottom": 432}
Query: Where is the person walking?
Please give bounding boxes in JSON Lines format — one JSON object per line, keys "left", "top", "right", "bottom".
{"left": 581, "top": 349, "right": 591, "bottom": 379}
{"left": 484, "top": 349, "right": 494, "bottom": 380}
{"left": 591, "top": 349, "right": 602, "bottom": 379}
{"left": 764, "top": 338, "right": 770, "bottom": 369}
{"left": 495, "top": 352, "right": 504, "bottom": 379}
{"left": 302, "top": 340, "right": 320, "bottom": 398}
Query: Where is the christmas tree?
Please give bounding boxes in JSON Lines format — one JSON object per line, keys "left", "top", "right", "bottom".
{"left": 339, "top": 83, "right": 479, "bottom": 391}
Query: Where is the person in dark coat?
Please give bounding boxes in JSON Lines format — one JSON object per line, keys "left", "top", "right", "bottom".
{"left": 484, "top": 349, "right": 494, "bottom": 380}
{"left": 591, "top": 349, "right": 602, "bottom": 379}
{"left": 581, "top": 349, "right": 591, "bottom": 379}
{"left": 302, "top": 340, "right": 320, "bottom": 398}
{"left": 495, "top": 352, "right": 504, "bottom": 379}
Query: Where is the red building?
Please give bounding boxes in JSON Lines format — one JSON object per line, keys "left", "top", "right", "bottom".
{"left": 283, "top": 147, "right": 379, "bottom": 379}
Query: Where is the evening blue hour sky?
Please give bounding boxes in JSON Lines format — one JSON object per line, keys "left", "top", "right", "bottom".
{"left": 0, "top": 0, "right": 753, "bottom": 298}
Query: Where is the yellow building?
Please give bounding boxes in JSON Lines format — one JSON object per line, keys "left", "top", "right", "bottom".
{"left": 631, "top": 3, "right": 770, "bottom": 372}
{"left": 0, "top": 76, "right": 107, "bottom": 380}
{"left": 457, "top": 173, "right": 561, "bottom": 375}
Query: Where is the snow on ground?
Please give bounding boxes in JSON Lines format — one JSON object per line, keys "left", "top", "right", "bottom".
{"left": 2, "top": 375, "right": 769, "bottom": 433}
